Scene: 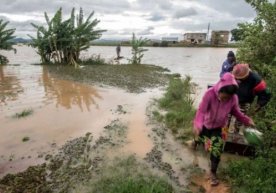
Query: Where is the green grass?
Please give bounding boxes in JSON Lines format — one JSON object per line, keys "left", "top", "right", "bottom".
{"left": 46, "top": 63, "right": 171, "bottom": 93}
{"left": 22, "top": 136, "right": 30, "bottom": 142}
{"left": 154, "top": 76, "right": 196, "bottom": 141}
{"left": 13, "top": 109, "right": 33, "bottom": 119}
{"left": 79, "top": 156, "right": 175, "bottom": 193}
{"left": 80, "top": 54, "right": 106, "bottom": 65}
{"left": 222, "top": 151, "right": 276, "bottom": 193}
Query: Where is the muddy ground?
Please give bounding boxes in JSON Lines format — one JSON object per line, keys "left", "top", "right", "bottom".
{"left": 0, "top": 63, "right": 231, "bottom": 193}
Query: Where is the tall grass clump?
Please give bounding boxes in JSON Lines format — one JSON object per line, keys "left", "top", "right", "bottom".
{"left": 157, "top": 76, "right": 196, "bottom": 141}
{"left": 80, "top": 156, "right": 175, "bottom": 193}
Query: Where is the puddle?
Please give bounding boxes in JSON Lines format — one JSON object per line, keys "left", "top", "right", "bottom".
{"left": 0, "top": 64, "right": 157, "bottom": 177}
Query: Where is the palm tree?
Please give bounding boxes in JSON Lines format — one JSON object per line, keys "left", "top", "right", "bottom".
{"left": 29, "top": 8, "right": 106, "bottom": 65}
{"left": 0, "top": 19, "right": 16, "bottom": 64}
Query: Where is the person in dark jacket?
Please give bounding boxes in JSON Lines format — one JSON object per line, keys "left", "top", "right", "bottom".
{"left": 116, "top": 44, "right": 121, "bottom": 59}
{"left": 232, "top": 63, "right": 271, "bottom": 133}
{"left": 219, "top": 51, "right": 237, "bottom": 78}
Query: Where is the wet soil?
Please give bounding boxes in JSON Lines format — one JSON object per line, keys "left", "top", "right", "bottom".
{"left": 0, "top": 46, "right": 238, "bottom": 192}
{"left": 46, "top": 63, "right": 171, "bottom": 93}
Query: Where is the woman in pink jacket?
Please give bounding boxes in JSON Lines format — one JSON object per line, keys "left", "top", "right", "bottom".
{"left": 193, "top": 72, "right": 254, "bottom": 186}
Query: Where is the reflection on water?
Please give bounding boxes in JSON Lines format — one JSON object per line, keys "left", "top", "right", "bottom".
{"left": 0, "top": 65, "right": 102, "bottom": 114}
{"left": 0, "top": 66, "right": 23, "bottom": 104}
{"left": 41, "top": 66, "right": 102, "bottom": 111}
{"left": 0, "top": 46, "right": 238, "bottom": 178}
{"left": 0, "top": 57, "right": 156, "bottom": 176}
{"left": 0, "top": 63, "right": 116, "bottom": 176}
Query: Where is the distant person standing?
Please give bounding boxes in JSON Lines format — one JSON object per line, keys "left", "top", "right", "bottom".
{"left": 220, "top": 51, "right": 236, "bottom": 78}
{"left": 116, "top": 44, "right": 121, "bottom": 59}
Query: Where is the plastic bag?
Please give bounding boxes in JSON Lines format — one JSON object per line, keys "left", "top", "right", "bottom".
{"left": 243, "top": 128, "right": 263, "bottom": 146}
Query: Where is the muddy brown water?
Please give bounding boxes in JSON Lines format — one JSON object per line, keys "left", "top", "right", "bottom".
{"left": 0, "top": 46, "right": 237, "bottom": 183}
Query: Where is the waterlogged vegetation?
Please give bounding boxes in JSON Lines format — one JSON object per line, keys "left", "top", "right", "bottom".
{"left": 0, "top": 121, "right": 178, "bottom": 193}
{"left": 47, "top": 63, "right": 171, "bottom": 93}
{"left": 153, "top": 76, "right": 196, "bottom": 141}
{"left": 22, "top": 137, "right": 30, "bottom": 142}
{"left": 12, "top": 109, "right": 33, "bottom": 119}
{"left": 223, "top": 1, "right": 276, "bottom": 192}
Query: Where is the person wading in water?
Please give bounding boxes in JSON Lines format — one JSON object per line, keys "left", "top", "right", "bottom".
{"left": 116, "top": 44, "right": 121, "bottom": 59}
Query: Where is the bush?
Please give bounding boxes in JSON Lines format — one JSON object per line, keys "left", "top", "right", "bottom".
{"left": 224, "top": 1, "right": 276, "bottom": 192}
{"left": 157, "top": 76, "right": 196, "bottom": 140}
{"left": 80, "top": 54, "right": 106, "bottom": 65}
{"left": 223, "top": 151, "right": 276, "bottom": 193}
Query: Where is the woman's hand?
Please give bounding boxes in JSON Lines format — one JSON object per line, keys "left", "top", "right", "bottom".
{"left": 193, "top": 127, "right": 201, "bottom": 136}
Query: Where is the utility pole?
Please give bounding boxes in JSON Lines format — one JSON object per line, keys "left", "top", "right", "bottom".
{"left": 207, "top": 23, "right": 210, "bottom": 41}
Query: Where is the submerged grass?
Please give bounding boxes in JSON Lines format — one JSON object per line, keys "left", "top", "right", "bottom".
{"left": 0, "top": 121, "right": 177, "bottom": 193}
{"left": 13, "top": 109, "right": 33, "bottom": 119}
{"left": 46, "top": 63, "right": 171, "bottom": 93}
{"left": 154, "top": 76, "right": 196, "bottom": 141}
{"left": 78, "top": 156, "right": 175, "bottom": 193}
{"left": 22, "top": 137, "right": 30, "bottom": 142}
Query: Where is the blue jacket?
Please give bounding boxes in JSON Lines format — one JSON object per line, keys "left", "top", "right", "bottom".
{"left": 220, "top": 59, "right": 234, "bottom": 78}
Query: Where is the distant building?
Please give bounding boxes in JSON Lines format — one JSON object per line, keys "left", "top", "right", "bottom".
{"left": 161, "top": 37, "right": 179, "bottom": 43}
{"left": 211, "top": 31, "right": 230, "bottom": 45}
{"left": 183, "top": 33, "right": 207, "bottom": 44}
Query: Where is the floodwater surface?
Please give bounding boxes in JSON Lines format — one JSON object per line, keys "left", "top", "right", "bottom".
{"left": 0, "top": 62, "right": 157, "bottom": 176}
{"left": 1, "top": 46, "right": 236, "bottom": 180}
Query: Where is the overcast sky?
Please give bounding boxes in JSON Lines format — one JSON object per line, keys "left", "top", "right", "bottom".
{"left": 0, "top": 0, "right": 258, "bottom": 40}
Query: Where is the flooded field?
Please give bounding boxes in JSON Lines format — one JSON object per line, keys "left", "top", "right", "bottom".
{"left": 0, "top": 46, "right": 236, "bottom": 189}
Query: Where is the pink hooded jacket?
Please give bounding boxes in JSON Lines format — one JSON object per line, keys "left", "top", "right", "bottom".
{"left": 194, "top": 73, "right": 251, "bottom": 132}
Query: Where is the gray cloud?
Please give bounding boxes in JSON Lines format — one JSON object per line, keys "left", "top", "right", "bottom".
{"left": 173, "top": 8, "right": 197, "bottom": 19}
{"left": 137, "top": 27, "right": 154, "bottom": 36}
{"left": 0, "top": 0, "right": 258, "bottom": 38}
{"left": 0, "top": 0, "right": 130, "bottom": 15}
{"left": 148, "top": 12, "right": 166, "bottom": 21}
{"left": 196, "top": 0, "right": 255, "bottom": 18}
{"left": 136, "top": 0, "right": 173, "bottom": 10}
{"left": 0, "top": 15, "right": 42, "bottom": 32}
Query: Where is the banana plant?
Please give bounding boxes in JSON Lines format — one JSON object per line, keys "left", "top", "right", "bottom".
{"left": 29, "top": 8, "right": 106, "bottom": 65}
{"left": 0, "top": 19, "right": 16, "bottom": 64}
{"left": 129, "top": 33, "right": 149, "bottom": 64}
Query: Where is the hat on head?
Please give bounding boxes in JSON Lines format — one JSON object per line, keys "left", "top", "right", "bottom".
{"left": 233, "top": 63, "right": 250, "bottom": 79}
{"left": 227, "top": 51, "right": 235, "bottom": 58}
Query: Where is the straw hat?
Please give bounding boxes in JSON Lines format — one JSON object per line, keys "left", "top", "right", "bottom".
{"left": 233, "top": 63, "right": 250, "bottom": 79}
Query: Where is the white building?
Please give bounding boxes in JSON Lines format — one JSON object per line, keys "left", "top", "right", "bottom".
{"left": 183, "top": 33, "right": 207, "bottom": 44}
{"left": 161, "top": 37, "right": 179, "bottom": 43}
